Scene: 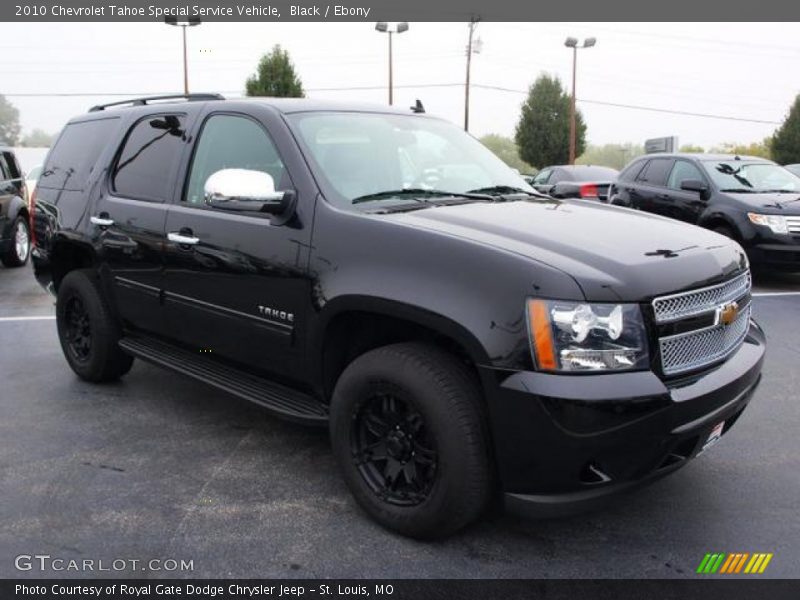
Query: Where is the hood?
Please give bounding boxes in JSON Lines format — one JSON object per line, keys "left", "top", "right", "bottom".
{"left": 724, "top": 191, "right": 800, "bottom": 212}
{"left": 387, "top": 199, "right": 748, "bottom": 302}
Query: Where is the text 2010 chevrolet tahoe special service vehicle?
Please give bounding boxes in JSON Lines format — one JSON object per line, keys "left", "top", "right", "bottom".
{"left": 31, "top": 94, "right": 765, "bottom": 538}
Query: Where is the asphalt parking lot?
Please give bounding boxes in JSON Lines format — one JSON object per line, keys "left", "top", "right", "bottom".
{"left": 1, "top": 263, "right": 798, "bottom": 579}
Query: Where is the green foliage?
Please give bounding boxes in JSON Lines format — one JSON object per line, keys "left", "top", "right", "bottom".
{"left": 19, "top": 128, "right": 54, "bottom": 148}
{"left": 710, "top": 139, "right": 772, "bottom": 159}
{"left": 679, "top": 144, "right": 705, "bottom": 153}
{"left": 479, "top": 134, "right": 535, "bottom": 173}
{"left": 0, "top": 95, "right": 21, "bottom": 146}
{"left": 576, "top": 143, "right": 644, "bottom": 170}
{"left": 514, "top": 74, "right": 586, "bottom": 168}
{"left": 245, "top": 45, "right": 305, "bottom": 98}
{"left": 770, "top": 94, "right": 800, "bottom": 164}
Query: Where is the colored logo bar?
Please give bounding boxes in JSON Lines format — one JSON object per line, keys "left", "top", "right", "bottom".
{"left": 696, "top": 553, "right": 773, "bottom": 574}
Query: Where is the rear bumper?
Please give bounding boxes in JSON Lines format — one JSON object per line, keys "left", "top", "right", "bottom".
{"left": 481, "top": 320, "right": 766, "bottom": 517}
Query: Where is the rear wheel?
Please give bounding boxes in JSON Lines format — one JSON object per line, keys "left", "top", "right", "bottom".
{"left": 56, "top": 269, "right": 134, "bottom": 382}
{"left": 1, "top": 216, "right": 30, "bottom": 267}
{"left": 330, "top": 342, "right": 492, "bottom": 539}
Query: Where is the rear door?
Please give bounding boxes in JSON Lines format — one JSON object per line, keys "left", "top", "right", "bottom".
{"left": 630, "top": 157, "right": 675, "bottom": 215}
{"left": 92, "top": 112, "right": 194, "bottom": 334}
{"left": 161, "top": 106, "right": 314, "bottom": 381}
{"left": 663, "top": 159, "right": 709, "bottom": 224}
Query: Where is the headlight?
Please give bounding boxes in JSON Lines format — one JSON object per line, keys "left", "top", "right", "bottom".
{"left": 748, "top": 213, "right": 788, "bottom": 234}
{"left": 527, "top": 299, "right": 650, "bottom": 372}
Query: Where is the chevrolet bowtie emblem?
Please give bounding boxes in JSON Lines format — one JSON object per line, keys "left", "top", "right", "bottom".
{"left": 718, "top": 301, "right": 739, "bottom": 326}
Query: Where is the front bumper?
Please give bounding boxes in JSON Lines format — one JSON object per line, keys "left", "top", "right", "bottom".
{"left": 481, "top": 320, "right": 765, "bottom": 518}
{"left": 747, "top": 242, "right": 800, "bottom": 271}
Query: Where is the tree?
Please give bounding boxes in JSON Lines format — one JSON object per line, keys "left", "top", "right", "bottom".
{"left": 245, "top": 45, "right": 305, "bottom": 98}
{"left": 20, "top": 128, "right": 54, "bottom": 148}
{"left": 576, "top": 143, "right": 644, "bottom": 170}
{"left": 479, "top": 134, "right": 535, "bottom": 173}
{"left": 515, "top": 74, "right": 586, "bottom": 168}
{"left": 710, "top": 139, "right": 772, "bottom": 159}
{"left": 770, "top": 94, "right": 800, "bottom": 164}
{"left": 0, "top": 95, "right": 21, "bottom": 146}
{"left": 679, "top": 144, "right": 705, "bottom": 153}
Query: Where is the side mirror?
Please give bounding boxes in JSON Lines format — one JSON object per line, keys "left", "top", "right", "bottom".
{"left": 680, "top": 179, "right": 711, "bottom": 199}
{"left": 204, "top": 169, "right": 293, "bottom": 218}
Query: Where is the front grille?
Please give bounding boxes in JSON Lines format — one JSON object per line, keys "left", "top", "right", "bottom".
{"left": 653, "top": 271, "right": 752, "bottom": 376}
{"left": 787, "top": 216, "right": 800, "bottom": 234}
{"left": 652, "top": 271, "right": 751, "bottom": 324}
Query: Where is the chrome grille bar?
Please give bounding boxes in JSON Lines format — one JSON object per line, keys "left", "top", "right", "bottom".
{"left": 786, "top": 216, "right": 800, "bottom": 234}
{"left": 659, "top": 304, "right": 751, "bottom": 376}
{"left": 652, "top": 271, "right": 751, "bottom": 324}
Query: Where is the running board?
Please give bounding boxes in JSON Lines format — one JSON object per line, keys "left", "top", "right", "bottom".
{"left": 118, "top": 335, "right": 328, "bottom": 425}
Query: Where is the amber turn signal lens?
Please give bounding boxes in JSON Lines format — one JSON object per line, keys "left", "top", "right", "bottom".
{"left": 528, "top": 299, "right": 557, "bottom": 370}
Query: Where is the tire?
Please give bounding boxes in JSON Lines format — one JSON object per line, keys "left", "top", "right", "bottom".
{"left": 330, "top": 342, "right": 492, "bottom": 539}
{"left": 56, "top": 269, "right": 134, "bottom": 382}
{"left": 1, "top": 215, "right": 31, "bottom": 267}
{"left": 713, "top": 225, "right": 736, "bottom": 240}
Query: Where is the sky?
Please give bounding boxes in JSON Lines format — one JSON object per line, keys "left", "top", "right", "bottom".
{"left": 3, "top": 21, "right": 799, "bottom": 150}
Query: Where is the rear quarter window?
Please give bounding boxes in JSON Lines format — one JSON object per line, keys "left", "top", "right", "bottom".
{"left": 39, "top": 118, "right": 120, "bottom": 191}
{"left": 618, "top": 160, "right": 647, "bottom": 182}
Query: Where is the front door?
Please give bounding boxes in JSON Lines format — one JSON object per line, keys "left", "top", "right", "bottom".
{"left": 161, "top": 111, "right": 311, "bottom": 381}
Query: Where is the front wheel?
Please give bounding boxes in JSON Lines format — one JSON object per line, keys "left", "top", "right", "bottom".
{"left": 330, "top": 342, "right": 492, "bottom": 539}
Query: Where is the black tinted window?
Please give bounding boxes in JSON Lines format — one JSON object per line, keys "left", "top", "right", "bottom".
{"left": 667, "top": 160, "right": 704, "bottom": 190}
{"left": 636, "top": 158, "right": 674, "bottom": 186}
{"left": 570, "top": 166, "right": 618, "bottom": 180}
{"left": 185, "top": 114, "right": 287, "bottom": 205}
{"left": 113, "top": 114, "right": 186, "bottom": 202}
{"left": 619, "top": 160, "right": 646, "bottom": 182}
{"left": 40, "top": 118, "right": 119, "bottom": 191}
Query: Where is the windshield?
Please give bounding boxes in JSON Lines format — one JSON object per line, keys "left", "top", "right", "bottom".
{"left": 702, "top": 160, "right": 800, "bottom": 193}
{"left": 288, "top": 112, "right": 534, "bottom": 208}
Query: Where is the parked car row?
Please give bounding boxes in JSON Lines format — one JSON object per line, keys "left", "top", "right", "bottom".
{"left": 526, "top": 155, "right": 800, "bottom": 273}
{"left": 0, "top": 148, "right": 42, "bottom": 269}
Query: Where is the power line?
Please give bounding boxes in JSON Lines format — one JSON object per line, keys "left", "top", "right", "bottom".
{"left": 470, "top": 84, "right": 782, "bottom": 125}
{"left": 4, "top": 83, "right": 783, "bottom": 125}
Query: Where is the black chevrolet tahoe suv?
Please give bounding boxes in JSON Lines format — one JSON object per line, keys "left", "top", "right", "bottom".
{"left": 609, "top": 153, "right": 800, "bottom": 272}
{"left": 32, "top": 94, "right": 765, "bottom": 539}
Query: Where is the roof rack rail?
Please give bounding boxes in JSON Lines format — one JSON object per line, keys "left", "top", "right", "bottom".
{"left": 88, "top": 93, "right": 225, "bottom": 113}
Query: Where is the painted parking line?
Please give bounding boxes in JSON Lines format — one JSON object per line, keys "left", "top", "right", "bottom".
{"left": 0, "top": 315, "right": 55, "bottom": 322}
{"left": 752, "top": 291, "right": 800, "bottom": 297}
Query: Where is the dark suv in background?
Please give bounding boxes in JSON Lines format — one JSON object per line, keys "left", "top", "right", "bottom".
{"left": 610, "top": 153, "right": 800, "bottom": 272}
{"left": 31, "top": 95, "right": 764, "bottom": 538}
{"left": 0, "top": 147, "right": 30, "bottom": 267}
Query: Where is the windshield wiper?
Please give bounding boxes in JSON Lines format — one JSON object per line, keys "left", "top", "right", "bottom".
{"left": 352, "top": 188, "right": 491, "bottom": 205}
{"left": 720, "top": 188, "right": 757, "bottom": 193}
{"left": 466, "top": 185, "right": 549, "bottom": 199}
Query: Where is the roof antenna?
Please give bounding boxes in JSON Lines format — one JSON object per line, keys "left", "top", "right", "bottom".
{"left": 410, "top": 99, "right": 425, "bottom": 114}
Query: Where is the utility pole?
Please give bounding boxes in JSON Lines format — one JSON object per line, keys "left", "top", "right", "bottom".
{"left": 464, "top": 17, "right": 481, "bottom": 132}
{"left": 564, "top": 36, "right": 596, "bottom": 165}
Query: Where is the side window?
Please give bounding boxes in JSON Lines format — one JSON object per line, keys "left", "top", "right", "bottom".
{"left": 532, "top": 169, "right": 551, "bottom": 184}
{"left": 41, "top": 118, "right": 120, "bottom": 191}
{"left": 185, "top": 114, "right": 287, "bottom": 206}
{"left": 636, "top": 158, "right": 673, "bottom": 187}
{"left": 112, "top": 114, "right": 186, "bottom": 202}
{"left": 549, "top": 169, "right": 568, "bottom": 184}
{"left": 619, "top": 160, "right": 646, "bottom": 182}
{"left": 0, "top": 154, "right": 10, "bottom": 180}
{"left": 667, "top": 160, "right": 704, "bottom": 190}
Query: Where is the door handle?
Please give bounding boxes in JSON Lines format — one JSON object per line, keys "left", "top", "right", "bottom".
{"left": 168, "top": 231, "right": 200, "bottom": 245}
{"left": 90, "top": 215, "right": 114, "bottom": 227}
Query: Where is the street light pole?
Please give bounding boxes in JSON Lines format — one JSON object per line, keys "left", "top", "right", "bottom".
{"left": 375, "top": 22, "right": 409, "bottom": 106}
{"left": 464, "top": 18, "right": 481, "bottom": 131}
{"left": 166, "top": 17, "right": 201, "bottom": 95}
{"left": 564, "top": 36, "right": 596, "bottom": 165}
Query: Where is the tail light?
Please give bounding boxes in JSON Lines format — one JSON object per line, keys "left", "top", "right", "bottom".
{"left": 579, "top": 184, "right": 599, "bottom": 199}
